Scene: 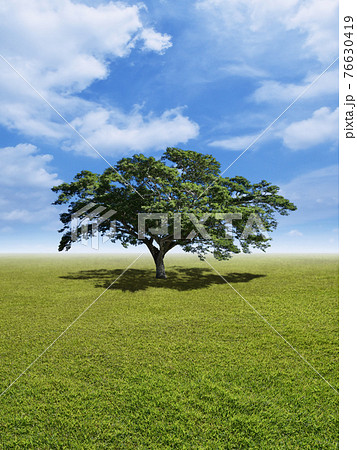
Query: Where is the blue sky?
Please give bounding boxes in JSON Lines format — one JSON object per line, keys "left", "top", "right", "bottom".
{"left": 0, "top": 0, "right": 338, "bottom": 253}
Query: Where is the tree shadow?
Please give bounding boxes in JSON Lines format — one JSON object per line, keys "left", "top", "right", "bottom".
{"left": 60, "top": 266, "right": 266, "bottom": 292}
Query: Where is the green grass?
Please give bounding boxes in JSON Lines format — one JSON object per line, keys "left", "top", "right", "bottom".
{"left": 0, "top": 253, "right": 338, "bottom": 448}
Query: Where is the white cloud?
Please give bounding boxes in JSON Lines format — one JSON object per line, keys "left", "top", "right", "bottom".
{"left": 2, "top": 209, "right": 34, "bottom": 223}
{"left": 280, "top": 107, "right": 338, "bottom": 150}
{"left": 0, "top": 0, "right": 169, "bottom": 90}
{"left": 0, "top": 0, "right": 194, "bottom": 156}
{"left": 209, "top": 105, "right": 338, "bottom": 152}
{"left": 219, "top": 63, "right": 268, "bottom": 79}
{"left": 279, "top": 165, "right": 338, "bottom": 224}
{"left": 196, "top": 0, "right": 299, "bottom": 32}
{"left": 69, "top": 107, "right": 199, "bottom": 155}
{"left": 286, "top": 0, "right": 338, "bottom": 63}
{"left": 196, "top": 0, "right": 338, "bottom": 63}
{"left": 0, "top": 144, "right": 62, "bottom": 224}
{"left": 140, "top": 28, "right": 172, "bottom": 53}
{"left": 209, "top": 134, "right": 258, "bottom": 151}
{"left": 287, "top": 229, "right": 303, "bottom": 237}
{"left": 193, "top": 0, "right": 338, "bottom": 153}
{"left": 252, "top": 69, "right": 338, "bottom": 103}
{"left": 0, "top": 144, "right": 60, "bottom": 188}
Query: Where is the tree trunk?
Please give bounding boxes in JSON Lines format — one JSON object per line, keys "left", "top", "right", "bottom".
{"left": 155, "top": 252, "right": 166, "bottom": 279}
{"left": 144, "top": 239, "right": 168, "bottom": 279}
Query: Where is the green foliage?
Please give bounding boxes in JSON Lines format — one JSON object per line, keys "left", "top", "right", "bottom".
{"left": 52, "top": 148, "right": 297, "bottom": 266}
{"left": 0, "top": 254, "right": 338, "bottom": 448}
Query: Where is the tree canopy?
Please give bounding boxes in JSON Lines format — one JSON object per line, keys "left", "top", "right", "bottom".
{"left": 52, "top": 147, "right": 297, "bottom": 278}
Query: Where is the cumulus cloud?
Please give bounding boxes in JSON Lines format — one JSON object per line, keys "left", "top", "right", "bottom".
{"left": 140, "top": 28, "right": 172, "bottom": 53}
{"left": 196, "top": 0, "right": 338, "bottom": 63}
{"left": 0, "top": 144, "right": 62, "bottom": 224}
{"left": 252, "top": 69, "right": 338, "bottom": 103}
{"left": 209, "top": 105, "right": 338, "bottom": 152}
{"left": 69, "top": 107, "right": 199, "bottom": 156}
{"left": 194, "top": 0, "right": 338, "bottom": 155}
{"left": 196, "top": 0, "right": 299, "bottom": 31}
{"left": 0, "top": 144, "right": 61, "bottom": 188}
{"left": 286, "top": 0, "right": 338, "bottom": 63}
{"left": 0, "top": 0, "right": 170, "bottom": 92}
{"left": 279, "top": 107, "right": 338, "bottom": 150}
{"left": 0, "top": 0, "right": 197, "bottom": 156}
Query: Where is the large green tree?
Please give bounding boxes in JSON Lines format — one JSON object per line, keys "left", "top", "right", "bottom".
{"left": 52, "top": 148, "right": 296, "bottom": 278}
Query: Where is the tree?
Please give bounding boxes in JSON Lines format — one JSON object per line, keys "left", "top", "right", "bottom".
{"left": 52, "top": 147, "right": 296, "bottom": 278}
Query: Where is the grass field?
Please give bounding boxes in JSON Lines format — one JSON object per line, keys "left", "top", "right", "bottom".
{"left": 0, "top": 253, "right": 338, "bottom": 448}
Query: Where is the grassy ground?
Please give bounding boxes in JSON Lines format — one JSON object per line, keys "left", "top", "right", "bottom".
{"left": 0, "top": 253, "right": 338, "bottom": 448}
